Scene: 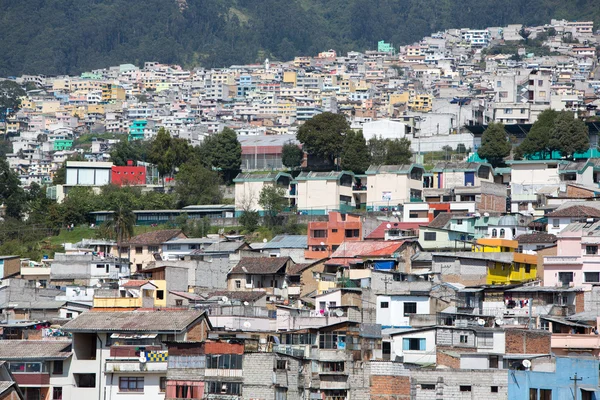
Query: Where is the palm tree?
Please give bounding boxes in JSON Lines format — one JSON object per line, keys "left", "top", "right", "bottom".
{"left": 107, "top": 203, "right": 135, "bottom": 262}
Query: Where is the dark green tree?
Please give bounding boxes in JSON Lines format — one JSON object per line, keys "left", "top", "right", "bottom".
{"left": 368, "top": 136, "right": 388, "bottom": 165}
{"left": 341, "top": 130, "right": 371, "bottom": 173}
{"left": 149, "top": 128, "right": 174, "bottom": 180}
{"left": 549, "top": 111, "right": 589, "bottom": 159}
{"left": 258, "top": 185, "right": 288, "bottom": 228}
{"left": 110, "top": 138, "right": 150, "bottom": 166}
{"left": 296, "top": 112, "right": 350, "bottom": 166}
{"left": 385, "top": 138, "right": 413, "bottom": 165}
{"left": 106, "top": 202, "right": 136, "bottom": 260}
{"left": 212, "top": 128, "right": 242, "bottom": 183}
{"left": 0, "top": 80, "right": 26, "bottom": 128}
{"left": 456, "top": 143, "right": 468, "bottom": 154}
{"left": 281, "top": 142, "right": 304, "bottom": 170}
{"left": 518, "top": 109, "right": 557, "bottom": 159}
{"left": 175, "top": 161, "right": 222, "bottom": 207}
{"left": 477, "top": 123, "right": 511, "bottom": 167}
{"left": 0, "top": 159, "right": 26, "bottom": 219}
{"left": 239, "top": 210, "right": 260, "bottom": 233}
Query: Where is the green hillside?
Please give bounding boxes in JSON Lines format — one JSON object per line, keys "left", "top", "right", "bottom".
{"left": 0, "top": 0, "right": 597, "bottom": 76}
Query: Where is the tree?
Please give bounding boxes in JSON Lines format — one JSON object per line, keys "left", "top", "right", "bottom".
{"left": 281, "top": 142, "right": 304, "bottom": 170}
{"left": 212, "top": 128, "right": 241, "bottom": 183}
{"left": 0, "top": 159, "right": 26, "bottom": 219}
{"left": 442, "top": 145, "right": 453, "bottom": 161}
{"left": 456, "top": 143, "right": 468, "bottom": 154}
{"left": 258, "top": 185, "right": 288, "bottom": 228}
{"left": 477, "top": 123, "right": 511, "bottom": 167}
{"left": 385, "top": 138, "right": 413, "bottom": 165}
{"left": 519, "top": 26, "right": 531, "bottom": 44}
{"left": 518, "top": 109, "right": 557, "bottom": 159}
{"left": 110, "top": 138, "right": 150, "bottom": 166}
{"left": 368, "top": 136, "right": 388, "bottom": 165}
{"left": 549, "top": 111, "right": 589, "bottom": 159}
{"left": 240, "top": 210, "right": 260, "bottom": 233}
{"left": 341, "top": 130, "right": 371, "bottom": 173}
{"left": 106, "top": 202, "right": 135, "bottom": 260}
{"left": 296, "top": 112, "right": 350, "bottom": 166}
{"left": 0, "top": 80, "right": 26, "bottom": 126}
{"left": 175, "top": 161, "right": 222, "bottom": 207}
{"left": 149, "top": 128, "right": 174, "bottom": 180}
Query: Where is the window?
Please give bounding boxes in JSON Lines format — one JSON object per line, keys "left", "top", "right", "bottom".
{"left": 421, "top": 384, "right": 436, "bottom": 390}
{"left": 175, "top": 384, "right": 196, "bottom": 398}
{"left": 167, "top": 244, "right": 181, "bottom": 250}
{"left": 402, "top": 338, "right": 425, "bottom": 351}
{"left": 135, "top": 247, "right": 143, "bottom": 254}
{"left": 456, "top": 219, "right": 463, "bottom": 225}
{"left": 175, "top": 299, "right": 183, "bottom": 307}
{"left": 552, "top": 219, "right": 560, "bottom": 228}
{"left": 491, "top": 229, "right": 497, "bottom": 238}
{"left": 540, "top": 389, "right": 552, "bottom": 400}
{"left": 558, "top": 272, "right": 574, "bottom": 286}
{"left": 148, "top": 246, "right": 159, "bottom": 253}
{"left": 235, "top": 280, "right": 241, "bottom": 289}
{"left": 66, "top": 313, "right": 73, "bottom": 319}
{"left": 424, "top": 232, "right": 436, "bottom": 241}
{"left": 489, "top": 355, "right": 499, "bottom": 368}
{"left": 586, "top": 245, "right": 598, "bottom": 255}
{"left": 321, "top": 361, "right": 344, "bottom": 372}
{"left": 156, "top": 290, "right": 164, "bottom": 300}
{"left": 380, "top": 301, "right": 389, "bottom": 309}
{"left": 75, "top": 373, "right": 96, "bottom": 388}
{"left": 119, "top": 377, "right": 144, "bottom": 392}
{"left": 206, "top": 382, "right": 242, "bottom": 395}
{"left": 404, "top": 302, "right": 417, "bottom": 315}
{"left": 459, "top": 335, "right": 468, "bottom": 344}
{"left": 520, "top": 108, "right": 526, "bottom": 114}
{"left": 159, "top": 377, "right": 167, "bottom": 392}
{"left": 53, "top": 360, "right": 63, "bottom": 375}
{"left": 345, "top": 229, "right": 360, "bottom": 238}
{"left": 585, "top": 272, "right": 600, "bottom": 283}
{"left": 525, "top": 264, "right": 531, "bottom": 273}
{"left": 276, "top": 388, "right": 287, "bottom": 400}
{"left": 499, "top": 91, "right": 508, "bottom": 98}
{"left": 504, "top": 108, "right": 513, "bottom": 114}
{"left": 53, "top": 387, "right": 63, "bottom": 400}
{"left": 312, "top": 230, "right": 327, "bottom": 238}
{"left": 497, "top": 81, "right": 502, "bottom": 87}
{"left": 319, "top": 332, "right": 346, "bottom": 349}
{"left": 460, "top": 386, "right": 472, "bottom": 392}
{"left": 206, "top": 354, "right": 243, "bottom": 369}
{"left": 491, "top": 386, "right": 499, "bottom": 393}
{"left": 538, "top": 80, "right": 544, "bottom": 86}
{"left": 332, "top": 229, "right": 338, "bottom": 233}
{"left": 499, "top": 228, "right": 505, "bottom": 238}
{"left": 276, "top": 360, "right": 287, "bottom": 370}
{"left": 539, "top": 90, "right": 546, "bottom": 97}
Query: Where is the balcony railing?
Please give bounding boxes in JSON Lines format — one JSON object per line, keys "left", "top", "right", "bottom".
{"left": 273, "top": 344, "right": 310, "bottom": 358}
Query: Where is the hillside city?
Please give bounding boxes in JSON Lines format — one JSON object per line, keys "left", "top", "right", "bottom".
{"left": 0, "top": 17, "right": 600, "bottom": 400}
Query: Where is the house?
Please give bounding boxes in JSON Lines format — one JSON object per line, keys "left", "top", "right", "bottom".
{"left": 111, "top": 162, "right": 146, "bottom": 186}
{"left": 92, "top": 280, "right": 157, "bottom": 310}
{"left": 227, "top": 257, "right": 293, "bottom": 298}
{"left": 516, "top": 232, "right": 557, "bottom": 254}
{"left": 294, "top": 171, "right": 356, "bottom": 215}
{"left": 259, "top": 235, "right": 308, "bottom": 263}
{"left": 0, "top": 341, "right": 71, "bottom": 400}
{"left": 417, "top": 213, "right": 475, "bottom": 251}
{"left": 123, "top": 229, "right": 186, "bottom": 272}
{"left": 62, "top": 310, "right": 211, "bottom": 400}
{"left": 543, "top": 220, "right": 600, "bottom": 288}
{"left": 426, "top": 162, "right": 494, "bottom": 189}
{"left": 233, "top": 172, "right": 293, "bottom": 216}
{"left": 0, "top": 361, "right": 24, "bottom": 400}
{"left": 364, "top": 164, "right": 425, "bottom": 210}
{"left": 0, "top": 257, "right": 22, "bottom": 279}
{"left": 364, "top": 221, "right": 420, "bottom": 241}
{"left": 136, "top": 265, "right": 190, "bottom": 307}
{"left": 545, "top": 202, "right": 600, "bottom": 236}
{"left": 376, "top": 294, "right": 430, "bottom": 328}
{"left": 305, "top": 212, "right": 363, "bottom": 259}
{"left": 388, "top": 326, "right": 436, "bottom": 365}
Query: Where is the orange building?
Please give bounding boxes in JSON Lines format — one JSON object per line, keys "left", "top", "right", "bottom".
{"left": 305, "top": 212, "right": 363, "bottom": 259}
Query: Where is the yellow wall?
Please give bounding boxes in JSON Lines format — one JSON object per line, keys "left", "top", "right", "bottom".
{"left": 152, "top": 280, "right": 167, "bottom": 307}
{"left": 473, "top": 239, "right": 518, "bottom": 252}
{"left": 93, "top": 297, "right": 142, "bottom": 308}
{"left": 283, "top": 71, "right": 297, "bottom": 85}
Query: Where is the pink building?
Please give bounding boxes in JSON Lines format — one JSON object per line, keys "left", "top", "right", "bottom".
{"left": 543, "top": 220, "right": 600, "bottom": 288}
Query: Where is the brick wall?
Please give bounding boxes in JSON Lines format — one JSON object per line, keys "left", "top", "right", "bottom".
{"left": 478, "top": 193, "right": 506, "bottom": 213}
{"left": 205, "top": 341, "right": 244, "bottom": 354}
{"left": 576, "top": 291, "right": 585, "bottom": 313}
{"left": 186, "top": 320, "right": 209, "bottom": 342}
{"left": 435, "top": 346, "right": 477, "bottom": 369}
{"left": 371, "top": 375, "right": 411, "bottom": 400}
{"left": 505, "top": 329, "right": 551, "bottom": 354}
{"left": 566, "top": 185, "right": 595, "bottom": 198}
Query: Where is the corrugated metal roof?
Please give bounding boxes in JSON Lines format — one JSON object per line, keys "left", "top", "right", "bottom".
{"left": 262, "top": 235, "right": 308, "bottom": 249}
{"left": 0, "top": 340, "right": 71, "bottom": 360}
{"left": 63, "top": 310, "right": 207, "bottom": 333}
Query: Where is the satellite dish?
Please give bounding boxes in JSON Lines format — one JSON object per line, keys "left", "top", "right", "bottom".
{"left": 386, "top": 224, "right": 392, "bottom": 229}
{"left": 495, "top": 318, "right": 504, "bottom": 326}
{"left": 243, "top": 321, "right": 252, "bottom": 328}
{"left": 334, "top": 309, "right": 344, "bottom": 317}
{"left": 243, "top": 301, "right": 249, "bottom": 306}
{"left": 139, "top": 352, "right": 147, "bottom": 363}
{"left": 477, "top": 318, "right": 485, "bottom": 326}
{"left": 263, "top": 238, "right": 268, "bottom": 243}
{"left": 483, "top": 212, "right": 490, "bottom": 217}
{"left": 96, "top": 283, "right": 102, "bottom": 288}
{"left": 522, "top": 359, "right": 532, "bottom": 369}
{"left": 221, "top": 296, "right": 229, "bottom": 303}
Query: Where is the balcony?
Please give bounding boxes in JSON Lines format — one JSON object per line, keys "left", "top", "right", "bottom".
{"left": 551, "top": 334, "right": 600, "bottom": 350}
{"left": 105, "top": 360, "right": 167, "bottom": 373}
{"left": 204, "top": 369, "right": 243, "bottom": 378}
{"left": 352, "top": 185, "right": 367, "bottom": 192}
{"left": 544, "top": 256, "right": 582, "bottom": 265}
{"left": 109, "top": 345, "right": 163, "bottom": 358}
{"left": 19, "top": 267, "right": 51, "bottom": 277}
{"left": 13, "top": 373, "right": 50, "bottom": 386}
{"left": 273, "top": 344, "right": 311, "bottom": 358}
{"left": 319, "top": 376, "right": 349, "bottom": 390}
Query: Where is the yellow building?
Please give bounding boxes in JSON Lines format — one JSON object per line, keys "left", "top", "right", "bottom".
{"left": 473, "top": 239, "right": 537, "bottom": 284}
{"left": 408, "top": 93, "right": 433, "bottom": 112}
{"left": 93, "top": 280, "right": 161, "bottom": 309}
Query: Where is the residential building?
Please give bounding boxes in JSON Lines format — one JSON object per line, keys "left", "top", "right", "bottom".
{"left": 305, "top": 212, "right": 363, "bottom": 259}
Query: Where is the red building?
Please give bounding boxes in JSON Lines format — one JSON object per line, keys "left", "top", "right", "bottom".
{"left": 111, "top": 161, "right": 146, "bottom": 186}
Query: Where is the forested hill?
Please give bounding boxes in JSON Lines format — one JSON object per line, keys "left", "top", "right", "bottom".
{"left": 1, "top": 0, "right": 599, "bottom": 76}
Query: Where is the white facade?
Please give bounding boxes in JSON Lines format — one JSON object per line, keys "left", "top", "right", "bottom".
{"left": 376, "top": 295, "right": 430, "bottom": 328}
{"left": 390, "top": 328, "right": 436, "bottom": 365}
{"left": 65, "top": 161, "right": 112, "bottom": 186}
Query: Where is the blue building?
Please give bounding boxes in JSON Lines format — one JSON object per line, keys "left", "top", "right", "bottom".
{"left": 509, "top": 357, "right": 599, "bottom": 400}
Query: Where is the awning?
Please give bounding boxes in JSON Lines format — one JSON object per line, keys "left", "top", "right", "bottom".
{"left": 541, "top": 316, "right": 591, "bottom": 328}
{"left": 579, "top": 386, "right": 600, "bottom": 393}
{"left": 110, "top": 333, "right": 158, "bottom": 339}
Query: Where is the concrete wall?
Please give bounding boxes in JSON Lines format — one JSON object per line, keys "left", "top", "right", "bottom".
{"left": 410, "top": 368, "right": 508, "bottom": 400}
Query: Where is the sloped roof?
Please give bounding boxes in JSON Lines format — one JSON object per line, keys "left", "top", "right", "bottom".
{"left": 546, "top": 205, "right": 600, "bottom": 218}
{"left": 125, "top": 229, "right": 184, "bottom": 245}
{"left": 229, "top": 257, "right": 291, "bottom": 275}
{"left": 0, "top": 340, "right": 71, "bottom": 360}
{"left": 515, "top": 233, "right": 557, "bottom": 244}
{"left": 122, "top": 280, "right": 154, "bottom": 288}
{"left": 427, "top": 213, "right": 453, "bottom": 229}
{"left": 366, "top": 222, "right": 421, "bottom": 240}
{"left": 207, "top": 291, "right": 266, "bottom": 302}
{"left": 329, "top": 241, "right": 405, "bottom": 259}
{"left": 263, "top": 235, "right": 308, "bottom": 249}
{"left": 63, "top": 310, "right": 207, "bottom": 333}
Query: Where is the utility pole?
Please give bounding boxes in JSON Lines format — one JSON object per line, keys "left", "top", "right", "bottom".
{"left": 571, "top": 373, "right": 583, "bottom": 400}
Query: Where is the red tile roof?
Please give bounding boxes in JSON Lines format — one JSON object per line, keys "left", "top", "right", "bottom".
{"left": 365, "top": 222, "right": 421, "bottom": 240}
{"left": 546, "top": 205, "right": 600, "bottom": 218}
{"left": 329, "top": 241, "right": 405, "bottom": 258}
{"left": 122, "top": 280, "right": 153, "bottom": 288}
